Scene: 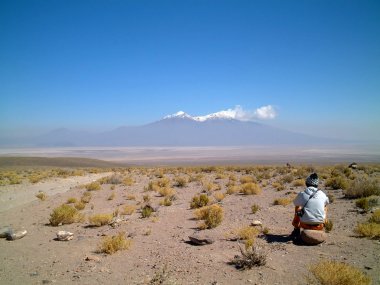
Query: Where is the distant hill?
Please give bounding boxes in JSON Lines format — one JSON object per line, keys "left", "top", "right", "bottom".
{"left": 0, "top": 112, "right": 340, "bottom": 147}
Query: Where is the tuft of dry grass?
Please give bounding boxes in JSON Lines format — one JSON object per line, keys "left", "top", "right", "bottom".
{"left": 107, "top": 192, "right": 116, "bottom": 201}
{"left": 240, "top": 176, "right": 256, "bottom": 184}
{"left": 85, "top": 181, "right": 101, "bottom": 191}
{"left": 74, "top": 201, "right": 86, "bottom": 210}
{"left": 98, "top": 232, "right": 132, "bottom": 254}
{"left": 292, "top": 179, "right": 304, "bottom": 187}
{"left": 345, "top": 177, "right": 380, "bottom": 198}
{"left": 49, "top": 204, "right": 84, "bottom": 226}
{"left": 190, "top": 194, "right": 209, "bottom": 209}
{"left": 81, "top": 192, "right": 92, "bottom": 203}
{"left": 126, "top": 194, "right": 136, "bottom": 200}
{"left": 229, "top": 246, "right": 267, "bottom": 270}
{"left": 123, "top": 176, "right": 135, "bottom": 186}
{"left": 226, "top": 185, "right": 239, "bottom": 195}
{"left": 325, "top": 175, "right": 348, "bottom": 190}
{"left": 324, "top": 220, "right": 333, "bottom": 233}
{"left": 272, "top": 182, "right": 285, "bottom": 191}
{"left": 159, "top": 197, "right": 173, "bottom": 206}
{"left": 309, "top": 259, "right": 371, "bottom": 285}
{"left": 141, "top": 205, "right": 154, "bottom": 218}
{"left": 240, "top": 183, "right": 262, "bottom": 195}
{"left": 251, "top": 204, "right": 260, "bottom": 214}
{"left": 88, "top": 213, "right": 113, "bottom": 227}
{"left": 158, "top": 187, "right": 176, "bottom": 198}
{"left": 213, "top": 192, "right": 225, "bottom": 202}
{"left": 194, "top": 204, "right": 223, "bottom": 229}
{"left": 35, "top": 191, "right": 47, "bottom": 201}
{"left": 273, "top": 197, "right": 292, "bottom": 206}
{"left": 66, "top": 197, "right": 77, "bottom": 204}
{"left": 122, "top": 205, "right": 136, "bottom": 215}
{"left": 174, "top": 176, "right": 188, "bottom": 187}
{"left": 355, "top": 196, "right": 378, "bottom": 212}
{"left": 354, "top": 209, "right": 380, "bottom": 239}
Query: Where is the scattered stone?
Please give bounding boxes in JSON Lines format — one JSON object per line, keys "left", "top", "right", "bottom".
{"left": 85, "top": 255, "right": 101, "bottom": 262}
{"left": 56, "top": 231, "right": 74, "bottom": 241}
{"left": 251, "top": 220, "right": 262, "bottom": 226}
{"left": 188, "top": 232, "right": 215, "bottom": 245}
{"left": 109, "top": 217, "right": 123, "bottom": 228}
{"left": 301, "top": 230, "right": 326, "bottom": 245}
{"left": 0, "top": 227, "right": 11, "bottom": 238}
{"left": 6, "top": 229, "right": 27, "bottom": 240}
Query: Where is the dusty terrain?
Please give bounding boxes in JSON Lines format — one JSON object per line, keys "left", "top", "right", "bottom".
{"left": 0, "top": 164, "right": 379, "bottom": 285}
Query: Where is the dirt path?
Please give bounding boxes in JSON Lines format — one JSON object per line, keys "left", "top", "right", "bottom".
{"left": 0, "top": 172, "right": 111, "bottom": 213}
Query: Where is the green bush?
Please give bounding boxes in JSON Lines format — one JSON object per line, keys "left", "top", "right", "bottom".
{"left": 345, "top": 177, "right": 380, "bottom": 198}
{"left": 355, "top": 196, "right": 378, "bottom": 212}
{"left": 325, "top": 176, "right": 349, "bottom": 190}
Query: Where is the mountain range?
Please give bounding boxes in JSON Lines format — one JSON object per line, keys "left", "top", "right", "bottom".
{"left": 1, "top": 111, "right": 338, "bottom": 147}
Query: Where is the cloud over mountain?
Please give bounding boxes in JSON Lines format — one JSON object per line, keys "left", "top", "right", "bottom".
{"left": 164, "top": 105, "right": 277, "bottom": 122}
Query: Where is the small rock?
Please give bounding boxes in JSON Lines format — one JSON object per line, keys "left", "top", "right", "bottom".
{"left": 108, "top": 217, "right": 123, "bottom": 228}
{"left": 301, "top": 229, "right": 327, "bottom": 245}
{"left": 85, "top": 255, "right": 101, "bottom": 262}
{"left": 7, "top": 229, "right": 27, "bottom": 240}
{"left": 251, "top": 220, "right": 262, "bottom": 226}
{"left": 0, "top": 227, "right": 11, "bottom": 238}
{"left": 56, "top": 231, "right": 74, "bottom": 241}
{"left": 188, "top": 232, "right": 215, "bottom": 245}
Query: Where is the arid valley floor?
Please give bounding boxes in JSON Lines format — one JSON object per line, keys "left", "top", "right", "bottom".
{"left": 0, "top": 158, "right": 379, "bottom": 285}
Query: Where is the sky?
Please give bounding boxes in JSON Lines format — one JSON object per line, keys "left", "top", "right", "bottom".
{"left": 1, "top": 0, "right": 379, "bottom": 141}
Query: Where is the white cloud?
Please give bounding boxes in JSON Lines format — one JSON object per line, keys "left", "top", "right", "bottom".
{"left": 253, "top": 105, "right": 277, "bottom": 120}
{"left": 211, "top": 105, "right": 277, "bottom": 121}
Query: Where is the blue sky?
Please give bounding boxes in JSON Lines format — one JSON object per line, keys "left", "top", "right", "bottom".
{"left": 1, "top": 0, "right": 379, "bottom": 140}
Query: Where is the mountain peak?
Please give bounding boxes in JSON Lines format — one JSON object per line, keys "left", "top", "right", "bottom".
{"left": 163, "top": 110, "right": 237, "bottom": 122}
{"left": 163, "top": 111, "right": 193, "bottom": 120}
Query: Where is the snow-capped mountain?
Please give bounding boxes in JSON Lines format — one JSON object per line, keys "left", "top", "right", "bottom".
{"left": 1, "top": 110, "right": 339, "bottom": 147}
{"left": 163, "top": 110, "right": 238, "bottom": 122}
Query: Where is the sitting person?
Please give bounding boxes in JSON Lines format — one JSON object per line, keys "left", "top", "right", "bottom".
{"left": 290, "top": 173, "right": 329, "bottom": 239}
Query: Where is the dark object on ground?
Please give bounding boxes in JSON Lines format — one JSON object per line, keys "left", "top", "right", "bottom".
{"left": 188, "top": 232, "right": 215, "bottom": 245}
{"left": 349, "top": 162, "right": 358, "bottom": 169}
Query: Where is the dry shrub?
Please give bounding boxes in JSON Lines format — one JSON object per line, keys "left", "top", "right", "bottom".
{"left": 229, "top": 246, "right": 267, "bottom": 270}
{"left": 49, "top": 204, "right": 84, "bottom": 226}
{"left": 272, "top": 182, "right": 285, "bottom": 191}
{"left": 293, "top": 179, "right": 304, "bottom": 187}
{"left": 126, "top": 194, "right": 136, "bottom": 200}
{"left": 158, "top": 187, "right": 176, "bottom": 198}
{"left": 281, "top": 174, "right": 294, "bottom": 184}
{"left": 202, "top": 180, "right": 220, "bottom": 193}
{"left": 251, "top": 204, "right": 260, "bottom": 214}
{"left": 85, "top": 182, "right": 101, "bottom": 191}
{"left": 324, "top": 220, "right": 333, "bottom": 233}
{"left": 36, "top": 191, "right": 47, "bottom": 201}
{"left": 174, "top": 176, "right": 188, "bottom": 187}
{"left": 309, "top": 259, "right": 371, "bottom": 285}
{"left": 325, "top": 176, "right": 348, "bottom": 190}
{"left": 236, "top": 226, "right": 260, "bottom": 245}
{"left": 122, "top": 205, "right": 136, "bottom": 215}
{"left": 66, "top": 197, "right": 77, "bottom": 204}
{"left": 81, "top": 192, "right": 92, "bottom": 203}
{"left": 213, "top": 192, "right": 225, "bottom": 202}
{"left": 273, "top": 197, "right": 292, "bottom": 206}
{"left": 190, "top": 194, "right": 209, "bottom": 209}
{"left": 141, "top": 205, "right": 154, "bottom": 218}
{"left": 98, "top": 232, "right": 132, "bottom": 254}
{"left": 194, "top": 204, "right": 223, "bottom": 229}
{"left": 123, "top": 176, "right": 134, "bottom": 186}
{"left": 240, "top": 176, "right": 256, "bottom": 184}
{"left": 226, "top": 185, "right": 239, "bottom": 195}
{"left": 74, "top": 201, "right": 85, "bottom": 210}
{"left": 88, "top": 213, "right": 113, "bottom": 227}
{"left": 355, "top": 197, "right": 378, "bottom": 212}
{"left": 355, "top": 209, "right": 380, "bottom": 239}
{"left": 240, "top": 183, "right": 262, "bottom": 195}
{"left": 159, "top": 197, "right": 173, "bottom": 206}
{"left": 345, "top": 177, "right": 380, "bottom": 198}
{"left": 99, "top": 174, "right": 123, "bottom": 185}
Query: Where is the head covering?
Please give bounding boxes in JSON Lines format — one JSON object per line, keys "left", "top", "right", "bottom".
{"left": 306, "top": 173, "right": 319, "bottom": 187}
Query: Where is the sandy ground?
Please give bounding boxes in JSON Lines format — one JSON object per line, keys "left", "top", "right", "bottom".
{"left": 0, "top": 168, "right": 379, "bottom": 285}
{"left": 0, "top": 173, "right": 112, "bottom": 213}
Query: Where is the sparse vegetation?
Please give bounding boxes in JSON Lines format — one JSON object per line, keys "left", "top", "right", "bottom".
{"left": 81, "top": 192, "right": 92, "bottom": 203}
{"left": 66, "top": 197, "right": 77, "bottom": 204}
{"left": 35, "top": 191, "right": 47, "bottom": 201}
{"left": 309, "top": 259, "right": 371, "bottom": 285}
{"left": 190, "top": 193, "right": 209, "bottom": 209}
{"left": 272, "top": 182, "right": 285, "bottom": 191}
{"left": 174, "top": 176, "right": 188, "bottom": 187}
{"left": 229, "top": 246, "right": 267, "bottom": 270}
{"left": 194, "top": 204, "right": 223, "bottom": 229}
{"left": 273, "top": 197, "right": 292, "bottom": 206}
{"left": 74, "top": 201, "right": 85, "bottom": 210}
{"left": 251, "top": 204, "right": 260, "bottom": 214}
{"left": 98, "top": 232, "right": 132, "bottom": 254}
{"left": 122, "top": 205, "right": 137, "bottom": 215}
{"left": 355, "top": 196, "right": 378, "bottom": 212}
{"left": 324, "top": 220, "right": 333, "bottom": 232}
{"left": 49, "top": 204, "right": 84, "bottom": 226}
{"left": 325, "top": 176, "right": 349, "bottom": 190}
{"left": 292, "top": 179, "right": 304, "bottom": 187}
{"left": 213, "top": 192, "right": 225, "bottom": 202}
{"left": 141, "top": 205, "right": 154, "bottom": 218}
{"left": 240, "top": 183, "right": 262, "bottom": 195}
{"left": 88, "top": 213, "right": 113, "bottom": 227}
{"left": 85, "top": 181, "right": 101, "bottom": 191}
{"left": 345, "top": 177, "right": 380, "bottom": 198}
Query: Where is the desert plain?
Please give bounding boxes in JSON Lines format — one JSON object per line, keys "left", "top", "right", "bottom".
{"left": 0, "top": 154, "right": 379, "bottom": 285}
